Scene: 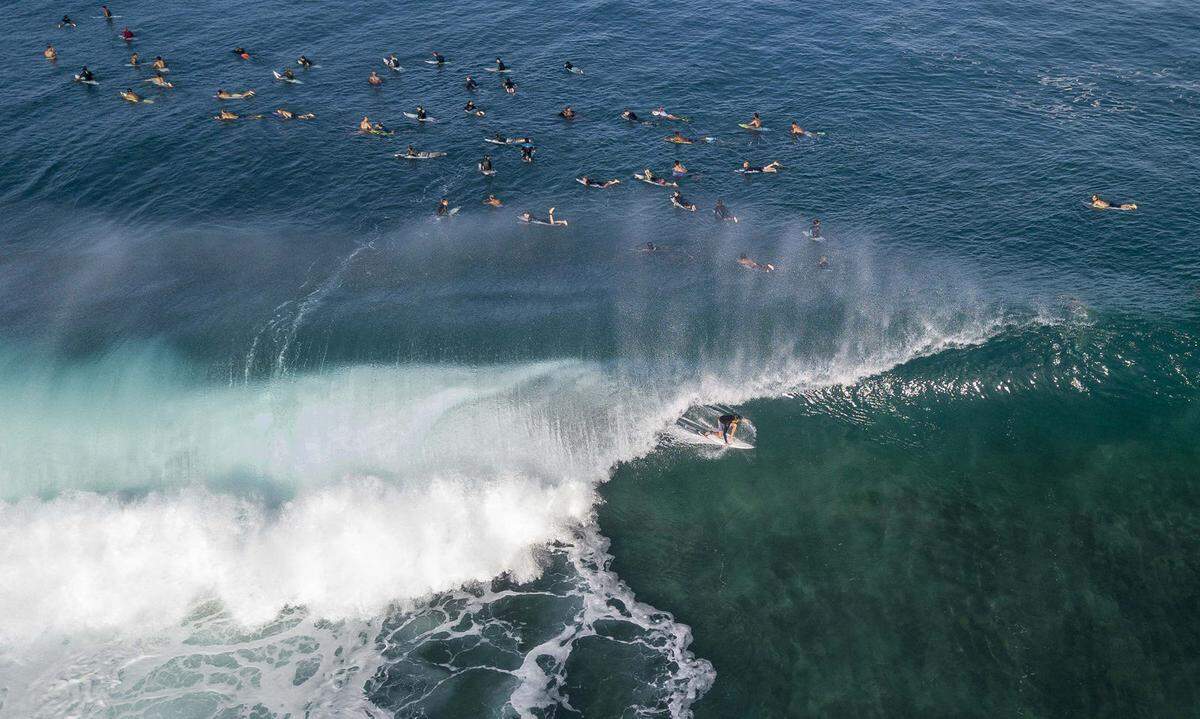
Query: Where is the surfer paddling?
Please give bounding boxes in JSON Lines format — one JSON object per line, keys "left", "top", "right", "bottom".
{"left": 518, "top": 208, "right": 568, "bottom": 226}
{"left": 1090, "top": 194, "right": 1137, "bottom": 211}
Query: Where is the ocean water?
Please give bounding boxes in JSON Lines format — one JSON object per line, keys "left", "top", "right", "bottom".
{"left": 0, "top": 0, "right": 1197, "bottom": 716}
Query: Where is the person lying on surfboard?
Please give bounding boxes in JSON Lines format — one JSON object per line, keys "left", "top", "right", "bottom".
{"left": 119, "top": 88, "right": 143, "bottom": 103}
{"left": 384, "top": 53, "right": 401, "bottom": 70}
{"left": 146, "top": 74, "right": 173, "bottom": 88}
{"left": 232, "top": 47, "right": 250, "bottom": 60}
{"left": 738, "top": 254, "right": 775, "bottom": 272}
{"left": 483, "top": 194, "right": 503, "bottom": 207}
{"left": 672, "top": 160, "right": 688, "bottom": 176}
{"left": 714, "top": 199, "right": 737, "bottom": 222}
{"left": 1090, "top": 194, "right": 1137, "bottom": 211}
{"left": 622, "top": 109, "right": 641, "bottom": 122}
{"left": 280, "top": 68, "right": 296, "bottom": 81}
{"left": 215, "top": 109, "right": 240, "bottom": 121}
{"left": 564, "top": 61, "right": 579, "bottom": 73}
{"left": 741, "top": 160, "right": 782, "bottom": 173}
{"left": 59, "top": 15, "right": 76, "bottom": 27}
{"left": 652, "top": 106, "right": 684, "bottom": 121}
{"left": 216, "top": 89, "right": 255, "bottom": 100}
{"left": 578, "top": 176, "right": 620, "bottom": 188}
{"left": 671, "top": 191, "right": 696, "bottom": 211}
{"left": 519, "top": 208, "right": 567, "bottom": 226}
{"left": 275, "top": 108, "right": 314, "bottom": 120}
{"left": 503, "top": 76, "right": 517, "bottom": 94}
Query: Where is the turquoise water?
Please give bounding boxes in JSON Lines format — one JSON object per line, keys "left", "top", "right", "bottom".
{"left": 1, "top": 0, "right": 1198, "bottom": 716}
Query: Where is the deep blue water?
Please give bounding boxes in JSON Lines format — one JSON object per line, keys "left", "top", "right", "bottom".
{"left": 0, "top": 0, "right": 1197, "bottom": 717}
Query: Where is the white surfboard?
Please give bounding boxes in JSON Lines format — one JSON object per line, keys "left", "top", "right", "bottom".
{"left": 74, "top": 76, "right": 99, "bottom": 85}
{"left": 403, "top": 112, "right": 437, "bottom": 123}
{"left": 273, "top": 70, "right": 302, "bottom": 83}
{"left": 674, "top": 417, "right": 754, "bottom": 450}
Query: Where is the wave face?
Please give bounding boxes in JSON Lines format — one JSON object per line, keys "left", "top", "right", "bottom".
{"left": 0, "top": 211, "right": 1005, "bottom": 717}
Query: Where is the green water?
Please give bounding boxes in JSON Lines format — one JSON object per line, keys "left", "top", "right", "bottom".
{"left": 600, "top": 320, "right": 1200, "bottom": 717}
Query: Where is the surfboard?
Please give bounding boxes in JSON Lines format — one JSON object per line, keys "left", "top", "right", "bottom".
{"left": 297, "top": 61, "right": 320, "bottom": 68}
{"left": 272, "top": 70, "right": 301, "bottom": 83}
{"left": 122, "top": 95, "right": 154, "bottom": 103}
{"left": 483, "top": 138, "right": 507, "bottom": 145}
{"left": 94, "top": 15, "right": 122, "bottom": 18}
{"left": 73, "top": 76, "right": 99, "bottom": 85}
{"left": 479, "top": 165, "right": 496, "bottom": 175}
{"left": 424, "top": 59, "right": 444, "bottom": 65}
{"left": 671, "top": 199, "right": 696, "bottom": 211}
{"left": 522, "top": 219, "right": 565, "bottom": 226}
{"left": 437, "top": 207, "right": 460, "bottom": 218}
{"left": 403, "top": 112, "right": 437, "bottom": 123}
{"left": 485, "top": 67, "right": 511, "bottom": 73}
{"left": 397, "top": 151, "right": 446, "bottom": 159}
{"left": 738, "top": 123, "right": 769, "bottom": 131}
{"left": 566, "top": 66, "right": 583, "bottom": 74}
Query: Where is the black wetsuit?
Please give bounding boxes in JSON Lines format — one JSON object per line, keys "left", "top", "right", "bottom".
{"left": 811, "top": 221, "right": 822, "bottom": 238}
{"left": 624, "top": 111, "right": 639, "bottom": 122}
{"left": 432, "top": 53, "right": 445, "bottom": 64}
{"left": 496, "top": 60, "right": 507, "bottom": 71}
{"left": 718, "top": 414, "right": 741, "bottom": 442}
{"left": 521, "top": 146, "right": 534, "bottom": 162}
{"left": 436, "top": 203, "right": 448, "bottom": 216}
{"left": 480, "top": 156, "right": 492, "bottom": 172}
{"left": 715, "top": 203, "right": 733, "bottom": 220}
{"left": 79, "top": 67, "right": 94, "bottom": 81}
{"left": 299, "top": 56, "right": 312, "bottom": 68}
{"left": 465, "top": 77, "right": 478, "bottom": 90}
